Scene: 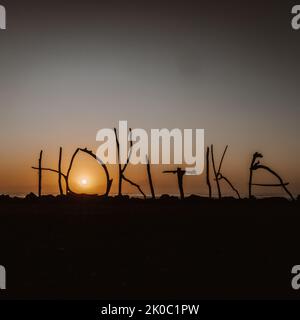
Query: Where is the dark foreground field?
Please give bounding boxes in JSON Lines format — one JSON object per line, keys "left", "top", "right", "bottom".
{"left": 0, "top": 195, "right": 299, "bottom": 299}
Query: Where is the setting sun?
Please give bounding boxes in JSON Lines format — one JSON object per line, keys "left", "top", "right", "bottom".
{"left": 80, "top": 178, "right": 88, "bottom": 186}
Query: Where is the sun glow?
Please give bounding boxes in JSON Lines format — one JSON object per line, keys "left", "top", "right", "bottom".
{"left": 80, "top": 178, "right": 88, "bottom": 186}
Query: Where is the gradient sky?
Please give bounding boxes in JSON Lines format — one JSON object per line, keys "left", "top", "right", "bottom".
{"left": 0, "top": 0, "right": 299, "bottom": 197}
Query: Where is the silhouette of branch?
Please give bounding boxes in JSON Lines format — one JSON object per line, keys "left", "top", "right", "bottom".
{"left": 249, "top": 152, "right": 263, "bottom": 198}
{"left": 38, "top": 150, "right": 43, "bottom": 197}
{"left": 114, "top": 127, "right": 145, "bottom": 198}
{"left": 252, "top": 183, "right": 289, "bottom": 187}
{"left": 122, "top": 175, "right": 146, "bottom": 199}
{"left": 114, "top": 128, "right": 123, "bottom": 196}
{"left": 211, "top": 145, "right": 240, "bottom": 199}
{"left": 249, "top": 152, "right": 294, "bottom": 200}
{"left": 58, "top": 147, "right": 64, "bottom": 195}
{"left": 206, "top": 147, "right": 212, "bottom": 198}
{"left": 121, "top": 128, "right": 133, "bottom": 174}
{"left": 217, "top": 173, "right": 241, "bottom": 199}
{"left": 32, "top": 167, "right": 67, "bottom": 179}
{"left": 217, "top": 145, "right": 228, "bottom": 175}
{"left": 211, "top": 145, "right": 221, "bottom": 199}
{"left": 163, "top": 168, "right": 186, "bottom": 200}
{"left": 252, "top": 163, "right": 294, "bottom": 200}
{"left": 32, "top": 167, "right": 69, "bottom": 195}
{"left": 146, "top": 155, "right": 156, "bottom": 199}
{"left": 34, "top": 148, "right": 66, "bottom": 196}
{"left": 66, "top": 148, "right": 80, "bottom": 194}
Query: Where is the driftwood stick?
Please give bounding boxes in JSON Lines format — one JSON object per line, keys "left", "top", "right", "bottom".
{"left": 32, "top": 167, "right": 67, "bottom": 180}
{"left": 66, "top": 148, "right": 80, "bottom": 194}
{"left": 121, "top": 128, "right": 133, "bottom": 174}
{"left": 122, "top": 175, "right": 146, "bottom": 199}
{"left": 206, "top": 147, "right": 212, "bottom": 198}
{"left": 212, "top": 145, "right": 240, "bottom": 199}
{"left": 38, "top": 150, "right": 43, "bottom": 197}
{"left": 217, "top": 173, "right": 241, "bottom": 199}
{"left": 163, "top": 168, "right": 186, "bottom": 200}
{"left": 252, "top": 183, "right": 289, "bottom": 187}
{"left": 217, "top": 145, "right": 228, "bottom": 175}
{"left": 146, "top": 155, "right": 156, "bottom": 199}
{"left": 114, "top": 128, "right": 123, "bottom": 196}
{"left": 211, "top": 145, "right": 221, "bottom": 199}
{"left": 249, "top": 152, "right": 262, "bottom": 198}
{"left": 253, "top": 164, "right": 294, "bottom": 201}
{"left": 58, "top": 147, "right": 64, "bottom": 195}
{"left": 114, "top": 127, "right": 145, "bottom": 198}
{"left": 249, "top": 152, "right": 294, "bottom": 200}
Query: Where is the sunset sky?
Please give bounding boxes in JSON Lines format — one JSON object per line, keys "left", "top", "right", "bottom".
{"left": 0, "top": 0, "right": 299, "bottom": 197}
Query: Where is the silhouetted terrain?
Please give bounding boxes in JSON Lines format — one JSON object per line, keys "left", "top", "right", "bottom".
{"left": 0, "top": 195, "right": 299, "bottom": 299}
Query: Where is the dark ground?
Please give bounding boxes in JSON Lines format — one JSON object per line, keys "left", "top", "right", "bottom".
{"left": 0, "top": 195, "right": 299, "bottom": 299}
